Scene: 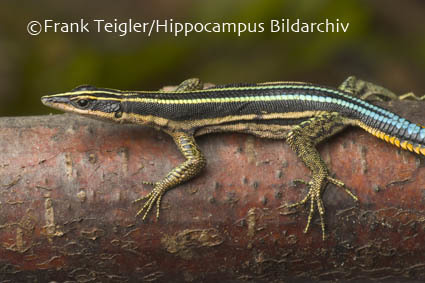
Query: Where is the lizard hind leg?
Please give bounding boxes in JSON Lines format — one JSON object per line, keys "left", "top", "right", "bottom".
{"left": 283, "top": 112, "right": 358, "bottom": 240}
{"left": 338, "top": 76, "right": 398, "bottom": 101}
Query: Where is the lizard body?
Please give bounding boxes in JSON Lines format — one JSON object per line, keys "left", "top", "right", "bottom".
{"left": 41, "top": 77, "right": 425, "bottom": 239}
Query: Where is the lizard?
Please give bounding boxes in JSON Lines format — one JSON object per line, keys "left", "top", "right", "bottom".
{"left": 41, "top": 76, "right": 425, "bottom": 240}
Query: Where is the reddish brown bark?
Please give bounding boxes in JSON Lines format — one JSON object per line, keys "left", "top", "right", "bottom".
{"left": 0, "top": 100, "right": 424, "bottom": 282}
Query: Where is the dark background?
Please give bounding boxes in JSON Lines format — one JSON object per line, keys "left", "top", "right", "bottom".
{"left": 0, "top": 0, "right": 424, "bottom": 116}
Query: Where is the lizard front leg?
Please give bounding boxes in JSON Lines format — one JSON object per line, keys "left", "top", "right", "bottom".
{"left": 175, "top": 78, "right": 204, "bottom": 92}
{"left": 134, "top": 78, "right": 207, "bottom": 219}
{"left": 134, "top": 132, "right": 206, "bottom": 220}
{"left": 284, "top": 112, "right": 358, "bottom": 240}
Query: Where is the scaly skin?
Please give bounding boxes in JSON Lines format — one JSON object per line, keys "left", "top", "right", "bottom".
{"left": 41, "top": 77, "right": 425, "bottom": 240}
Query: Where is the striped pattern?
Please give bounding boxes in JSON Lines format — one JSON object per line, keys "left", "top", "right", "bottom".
{"left": 41, "top": 82, "right": 425, "bottom": 156}
{"left": 41, "top": 80, "right": 425, "bottom": 239}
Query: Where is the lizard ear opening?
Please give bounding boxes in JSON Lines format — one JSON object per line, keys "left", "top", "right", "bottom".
{"left": 114, "top": 102, "right": 123, "bottom": 118}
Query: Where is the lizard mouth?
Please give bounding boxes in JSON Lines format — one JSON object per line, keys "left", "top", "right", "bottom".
{"left": 41, "top": 95, "right": 68, "bottom": 105}
{"left": 41, "top": 96, "right": 81, "bottom": 113}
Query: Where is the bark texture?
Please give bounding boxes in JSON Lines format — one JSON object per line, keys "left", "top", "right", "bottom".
{"left": 0, "top": 100, "right": 424, "bottom": 282}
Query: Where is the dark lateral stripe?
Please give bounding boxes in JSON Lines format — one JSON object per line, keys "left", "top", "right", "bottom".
{"left": 45, "top": 83, "right": 425, "bottom": 150}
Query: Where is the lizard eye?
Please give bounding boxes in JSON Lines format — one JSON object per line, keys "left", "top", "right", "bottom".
{"left": 77, "top": 99, "right": 90, "bottom": 108}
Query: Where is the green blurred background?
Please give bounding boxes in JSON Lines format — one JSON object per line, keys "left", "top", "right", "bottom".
{"left": 0, "top": 0, "right": 424, "bottom": 116}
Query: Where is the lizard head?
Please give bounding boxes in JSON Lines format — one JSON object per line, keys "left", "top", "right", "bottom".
{"left": 41, "top": 85, "right": 125, "bottom": 122}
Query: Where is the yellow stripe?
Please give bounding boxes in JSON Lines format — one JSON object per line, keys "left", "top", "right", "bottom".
{"left": 69, "top": 95, "right": 121, "bottom": 101}
{"left": 257, "top": 81, "right": 306, "bottom": 86}
{"left": 44, "top": 82, "right": 345, "bottom": 99}
{"left": 356, "top": 122, "right": 404, "bottom": 149}
{"left": 125, "top": 111, "right": 321, "bottom": 131}
{"left": 400, "top": 141, "right": 408, "bottom": 150}
{"left": 394, "top": 138, "right": 400, "bottom": 147}
{"left": 55, "top": 93, "right": 324, "bottom": 105}
{"left": 356, "top": 122, "right": 425, "bottom": 155}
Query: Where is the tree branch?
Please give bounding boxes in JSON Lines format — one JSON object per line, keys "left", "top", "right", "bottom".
{"left": 0, "top": 100, "right": 424, "bottom": 281}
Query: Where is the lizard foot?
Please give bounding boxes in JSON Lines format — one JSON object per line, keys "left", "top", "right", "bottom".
{"left": 133, "top": 182, "right": 165, "bottom": 220}
{"left": 283, "top": 176, "right": 358, "bottom": 240}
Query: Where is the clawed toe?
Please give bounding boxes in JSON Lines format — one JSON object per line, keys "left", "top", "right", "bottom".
{"left": 292, "top": 179, "right": 310, "bottom": 186}
{"left": 327, "top": 176, "right": 358, "bottom": 202}
{"left": 283, "top": 175, "right": 357, "bottom": 240}
{"left": 134, "top": 185, "right": 165, "bottom": 220}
